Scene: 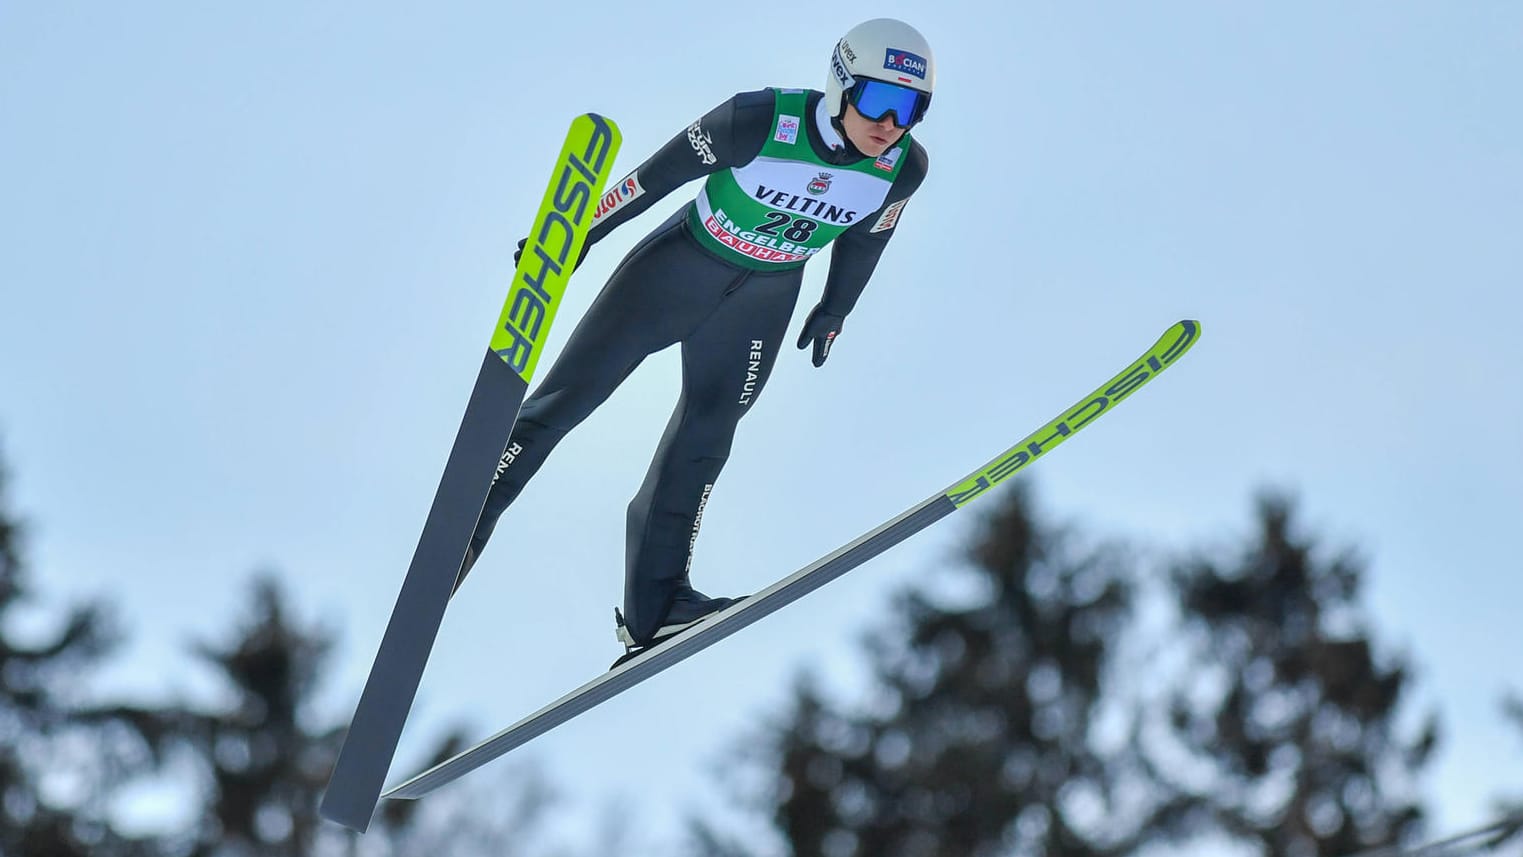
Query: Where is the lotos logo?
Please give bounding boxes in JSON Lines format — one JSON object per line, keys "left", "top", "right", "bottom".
{"left": 884, "top": 49, "right": 928, "bottom": 80}
{"left": 594, "top": 173, "right": 644, "bottom": 221}
{"left": 806, "top": 172, "right": 833, "bottom": 195}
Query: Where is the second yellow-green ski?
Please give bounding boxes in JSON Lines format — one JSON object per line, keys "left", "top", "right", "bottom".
{"left": 380, "top": 319, "right": 1201, "bottom": 804}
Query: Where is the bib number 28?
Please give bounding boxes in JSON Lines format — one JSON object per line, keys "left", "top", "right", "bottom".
{"left": 756, "top": 212, "right": 818, "bottom": 243}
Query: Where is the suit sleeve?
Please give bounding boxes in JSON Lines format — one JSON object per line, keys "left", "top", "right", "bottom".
{"left": 583, "top": 89, "right": 776, "bottom": 248}
{"left": 817, "top": 140, "right": 930, "bottom": 317}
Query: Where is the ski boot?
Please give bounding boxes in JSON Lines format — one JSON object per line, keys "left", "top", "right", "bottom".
{"left": 612, "top": 585, "right": 746, "bottom": 668}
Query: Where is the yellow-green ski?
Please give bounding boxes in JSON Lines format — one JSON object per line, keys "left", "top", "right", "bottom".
{"left": 490, "top": 116, "right": 621, "bottom": 379}
{"left": 946, "top": 319, "right": 1200, "bottom": 506}
{"left": 321, "top": 114, "right": 621, "bottom": 833}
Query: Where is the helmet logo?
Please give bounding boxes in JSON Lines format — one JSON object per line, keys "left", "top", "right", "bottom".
{"left": 883, "top": 49, "right": 928, "bottom": 80}
{"left": 840, "top": 39, "right": 858, "bottom": 64}
{"left": 807, "top": 172, "right": 833, "bottom": 195}
{"left": 831, "top": 49, "right": 853, "bottom": 88}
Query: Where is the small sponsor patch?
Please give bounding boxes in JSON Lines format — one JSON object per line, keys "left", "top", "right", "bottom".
{"left": 884, "top": 48, "right": 928, "bottom": 80}
{"left": 873, "top": 147, "right": 903, "bottom": 172}
{"left": 775, "top": 114, "right": 800, "bottom": 144}
{"left": 806, "top": 172, "right": 832, "bottom": 195}
{"left": 593, "top": 173, "right": 644, "bottom": 222}
{"left": 869, "top": 199, "right": 907, "bottom": 233}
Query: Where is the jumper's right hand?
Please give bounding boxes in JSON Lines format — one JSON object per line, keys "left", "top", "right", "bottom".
{"left": 513, "top": 237, "right": 591, "bottom": 272}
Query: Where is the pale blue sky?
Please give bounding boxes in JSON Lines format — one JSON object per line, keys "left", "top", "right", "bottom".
{"left": 2, "top": 0, "right": 1520, "bottom": 848}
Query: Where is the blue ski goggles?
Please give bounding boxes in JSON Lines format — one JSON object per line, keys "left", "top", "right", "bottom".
{"left": 848, "top": 78, "right": 931, "bottom": 128}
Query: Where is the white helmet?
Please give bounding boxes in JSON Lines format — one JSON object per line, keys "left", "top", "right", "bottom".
{"left": 825, "top": 18, "right": 936, "bottom": 125}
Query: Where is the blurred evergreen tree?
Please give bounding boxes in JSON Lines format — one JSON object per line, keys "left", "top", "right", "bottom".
{"left": 697, "top": 485, "right": 1162, "bottom": 857}
{"left": 1481, "top": 692, "right": 1523, "bottom": 852}
{"left": 1501, "top": 692, "right": 1523, "bottom": 819}
{"left": 0, "top": 450, "right": 172, "bottom": 857}
{"left": 697, "top": 487, "right": 1448, "bottom": 857}
{"left": 164, "top": 573, "right": 343, "bottom": 856}
{"left": 0, "top": 442, "right": 573, "bottom": 856}
{"left": 164, "top": 573, "right": 569, "bottom": 857}
{"left": 1146, "top": 491, "right": 1438, "bottom": 856}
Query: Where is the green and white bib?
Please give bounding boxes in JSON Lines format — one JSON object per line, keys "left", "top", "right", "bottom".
{"left": 689, "top": 88, "right": 911, "bottom": 270}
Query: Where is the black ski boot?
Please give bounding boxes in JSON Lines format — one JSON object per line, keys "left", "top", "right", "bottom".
{"left": 612, "top": 585, "right": 745, "bottom": 668}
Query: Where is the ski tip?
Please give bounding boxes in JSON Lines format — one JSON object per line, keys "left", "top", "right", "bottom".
{"left": 574, "top": 111, "right": 622, "bottom": 142}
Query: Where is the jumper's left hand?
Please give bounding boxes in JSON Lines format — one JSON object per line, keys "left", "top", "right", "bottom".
{"left": 796, "top": 305, "right": 845, "bottom": 368}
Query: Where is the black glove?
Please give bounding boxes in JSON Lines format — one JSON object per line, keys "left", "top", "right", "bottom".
{"left": 796, "top": 304, "right": 846, "bottom": 367}
{"left": 513, "top": 236, "right": 591, "bottom": 271}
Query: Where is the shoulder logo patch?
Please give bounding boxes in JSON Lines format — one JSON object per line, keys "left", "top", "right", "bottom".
{"left": 775, "top": 114, "right": 800, "bottom": 144}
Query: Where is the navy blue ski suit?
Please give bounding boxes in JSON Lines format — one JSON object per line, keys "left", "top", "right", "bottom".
{"left": 461, "top": 88, "right": 929, "bottom": 646}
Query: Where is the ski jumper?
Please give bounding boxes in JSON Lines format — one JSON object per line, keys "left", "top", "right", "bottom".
{"left": 463, "top": 88, "right": 929, "bottom": 645}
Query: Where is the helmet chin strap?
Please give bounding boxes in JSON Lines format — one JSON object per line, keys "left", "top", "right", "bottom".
{"left": 821, "top": 92, "right": 872, "bottom": 163}
{"left": 828, "top": 115, "right": 872, "bottom": 162}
